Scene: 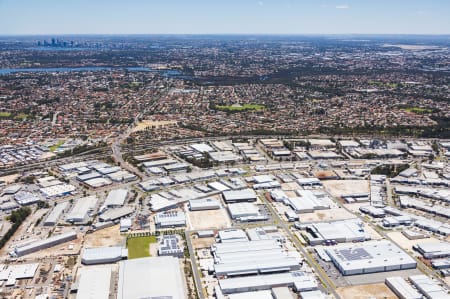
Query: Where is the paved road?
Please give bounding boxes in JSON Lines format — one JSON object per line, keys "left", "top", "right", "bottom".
{"left": 184, "top": 230, "right": 205, "bottom": 299}
{"left": 259, "top": 194, "right": 340, "bottom": 299}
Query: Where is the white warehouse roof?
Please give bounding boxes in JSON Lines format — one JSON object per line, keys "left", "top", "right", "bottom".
{"left": 117, "top": 257, "right": 186, "bottom": 299}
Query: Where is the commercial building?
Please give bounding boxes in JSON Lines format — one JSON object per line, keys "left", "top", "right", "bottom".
{"left": 158, "top": 234, "right": 184, "bottom": 258}
{"left": 66, "top": 196, "right": 98, "bottom": 223}
{"left": 44, "top": 201, "right": 69, "bottom": 226}
{"left": 14, "top": 231, "right": 77, "bottom": 257}
{"left": 155, "top": 211, "right": 186, "bottom": 228}
{"left": 81, "top": 246, "right": 128, "bottom": 265}
{"left": 76, "top": 266, "right": 112, "bottom": 299}
{"left": 325, "top": 240, "right": 416, "bottom": 275}
{"left": 117, "top": 257, "right": 186, "bottom": 299}
{"left": 228, "top": 203, "right": 260, "bottom": 220}
{"left": 385, "top": 276, "right": 422, "bottom": 299}
{"left": 222, "top": 189, "right": 257, "bottom": 203}
{"left": 104, "top": 189, "right": 128, "bottom": 207}
{"left": 189, "top": 198, "right": 221, "bottom": 211}
{"left": 40, "top": 183, "right": 76, "bottom": 198}
{"left": 218, "top": 271, "right": 317, "bottom": 294}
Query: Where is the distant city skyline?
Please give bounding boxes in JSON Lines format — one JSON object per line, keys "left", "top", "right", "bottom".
{"left": 0, "top": 0, "right": 449, "bottom": 35}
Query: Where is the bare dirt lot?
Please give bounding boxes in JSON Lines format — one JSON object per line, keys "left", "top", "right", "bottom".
{"left": 132, "top": 120, "right": 177, "bottom": 132}
{"left": 322, "top": 180, "right": 369, "bottom": 198}
{"left": 298, "top": 208, "right": 355, "bottom": 223}
{"left": 187, "top": 209, "right": 230, "bottom": 230}
{"left": 191, "top": 237, "right": 215, "bottom": 250}
{"left": 337, "top": 283, "right": 397, "bottom": 299}
{"left": 84, "top": 224, "right": 125, "bottom": 247}
{"left": 0, "top": 174, "right": 19, "bottom": 184}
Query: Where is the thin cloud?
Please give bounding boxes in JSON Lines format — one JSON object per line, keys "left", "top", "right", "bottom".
{"left": 336, "top": 5, "right": 350, "bottom": 9}
{"left": 258, "top": 1, "right": 264, "bottom": 6}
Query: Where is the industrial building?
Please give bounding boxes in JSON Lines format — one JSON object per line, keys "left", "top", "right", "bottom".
{"left": 154, "top": 211, "right": 186, "bottom": 228}
{"left": 218, "top": 271, "right": 317, "bottom": 294}
{"left": 76, "top": 266, "right": 112, "bottom": 299}
{"left": 81, "top": 246, "right": 128, "bottom": 265}
{"left": 14, "top": 231, "right": 77, "bottom": 257}
{"left": 217, "top": 229, "right": 248, "bottom": 243}
{"left": 44, "top": 201, "right": 69, "bottom": 226}
{"left": 413, "top": 242, "right": 450, "bottom": 259}
{"left": 222, "top": 188, "right": 257, "bottom": 203}
{"left": 66, "top": 196, "right": 98, "bottom": 223}
{"left": 98, "top": 206, "right": 134, "bottom": 222}
{"left": 0, "top": 263, "right": 39, "bottom": 287}
{"left": 157, "top": 234, "right": 184, "bottom": 258}
{"left": 189, "top": 197, "right": 221, "bottom": 211}
{"left": 409, "top": 274, "right": 450, "bottom": 299}
{"left": 325, "top": 240, "right": 416, "bottom": 275}
{"left": 227, "top": 203, "right": 261, "bottom": 220}
{"left": 117, "top": 256, "right": 186, "bottom": 299}
{"left": 285, "top": 190, "right": 331, "bottom": 213}
{"left": 104, "top": 189, "right": 128, "bottom": 207}
{"left": 385, "top": 276, "right": 422, "bottom": 299}
{"left": 304, "top": 219, "right": 368, "bottom": 245}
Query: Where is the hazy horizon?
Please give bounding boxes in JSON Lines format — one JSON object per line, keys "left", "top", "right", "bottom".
{"left": 1, "top": 0, "right": 449, "bottom": 35}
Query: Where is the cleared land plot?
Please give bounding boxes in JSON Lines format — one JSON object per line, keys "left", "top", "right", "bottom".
{"left": 191, "top": 237, "right": 216, "bottom": 250}
{"left": 84, "top": 224, "right": 125, "bottom": 247}
{"left": 127, "top": 236, "right": 157, "bottom": 259}
{"left": 132, "top": 120, "right": 177, "bottom": 132}
{"left": 298, "top": 208, "right": 355, "bottom": 223}
{"left": 322, "top": 180, "right": 369, "bottom": 198}
{"left": 0, "top": 174, "right": 19, "bottom": 183}
{"left": 337, "top": 283, "right": 397, "bottom": 299}
{"left": 387, "top": 231, "right": 441, "bottom": 253}
{"left": 187, "top": 209, "right": 230, "bottom": 230}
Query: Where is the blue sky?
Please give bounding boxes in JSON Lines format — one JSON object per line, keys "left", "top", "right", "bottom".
{"left": 0, "top": 0, "right": 449, "bottom": 35}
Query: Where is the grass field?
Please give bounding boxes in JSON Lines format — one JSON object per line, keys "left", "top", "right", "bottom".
{"left": 127, "top": 236, "right": 157, "bottom": 259}
{"left": 401, "top": 107, "right": 433, "bottom": 114}
{"left": 215, "top": 103, "right": 265, "bottom": 112}
{"left": 49, "top": 140, "right": 65, "bottom": 152}
{"left": 0, "top": 112, "right": 12, "bottom": 118}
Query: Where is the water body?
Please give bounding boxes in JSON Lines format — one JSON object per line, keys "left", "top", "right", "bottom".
{"left": 0, "top": 66, "right": 190, "bottom": 79}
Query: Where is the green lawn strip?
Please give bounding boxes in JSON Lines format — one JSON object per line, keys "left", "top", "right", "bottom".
{"left": 215, "top": 103, "right": 265, "bottom": 112}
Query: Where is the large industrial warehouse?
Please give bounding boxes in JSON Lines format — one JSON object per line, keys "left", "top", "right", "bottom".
{"left": 304, "top": 219, "right": 369, "bottom": 245}
{"left": 66, "top": 195, "right": 98, "bottom": 223}
{"left": 117, "top": 256, "right": 186, "bottom": 299}
{"left": 14, "top": 231, "right": 77, "bottom": 257}
{"left": 218, "top": 271, "right": 318, "bottom": 294}
{"left": 76, "top": 266, "right": 112, "bottom": 299}
{"left": 325, "top": 240, "right": 417, "bottom": 275}
{"left": 222, "top": 188, "right": 257, "bottom": 203}
{"left": 81, "top": 246, "right": 128, "bottom": 265}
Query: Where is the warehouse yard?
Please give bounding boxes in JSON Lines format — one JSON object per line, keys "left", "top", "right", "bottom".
{"left": 297, "top": 208, "right": 355, "bottom": 223}
{"left": 387, "top": 231, "right": 442, "bottom": 252}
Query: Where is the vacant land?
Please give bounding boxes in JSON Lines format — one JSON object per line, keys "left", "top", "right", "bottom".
{"left": 84, "top": 224, "right": 125, "bottom": 247}
{"left": 298, "top": 208, "right": 355, "bottom": 223}
{"left": 322, "top": 180, "right": 369, "bottom": 198}
{"left": 187, "top": 208, "right": 230, "bottom": 230}
{"left": 387, "top": 231, "right": 440, "bottom": 253}
{"left": 127, "top": 236, "right": 157, "bottom": 259}
{"left": 337, "top": 283, "right": 397, "bottom": 299}
{"left": 215, "top": 103, "right": 265, "bottom": 112}
{"left": 132, "top": 120, "right": 177, "bottom": 132}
